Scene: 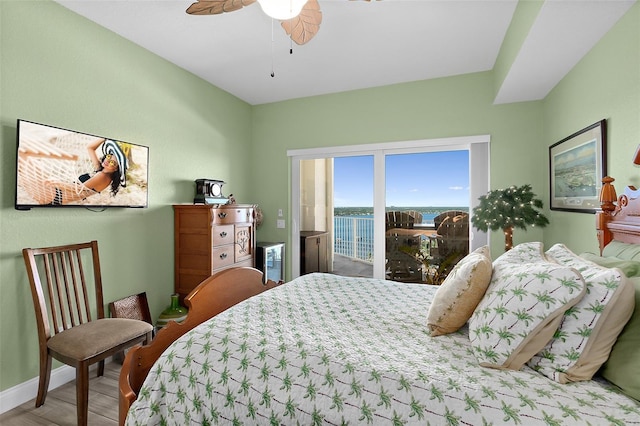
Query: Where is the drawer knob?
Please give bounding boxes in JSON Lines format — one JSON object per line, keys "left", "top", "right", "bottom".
{"left": 218, "top": 212, "right": 227, "bottom": 219}
{"left": 219, "top": 253, "right": 228, "bottom": 259}
{"left": 219, "top": 231, "right": 228, "bottom": 238}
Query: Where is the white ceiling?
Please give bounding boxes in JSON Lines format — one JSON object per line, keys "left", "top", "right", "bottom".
{"left": 54, "top": 0, "right": 636, "bottom": 106}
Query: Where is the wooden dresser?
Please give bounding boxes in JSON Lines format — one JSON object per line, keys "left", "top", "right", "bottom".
{"left": 173, "top": 204, "right": 255, "bottom": 300}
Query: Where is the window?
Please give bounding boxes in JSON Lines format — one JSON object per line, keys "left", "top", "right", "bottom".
{"left": 289, "top": 135, "right": 490, "bottom": 279}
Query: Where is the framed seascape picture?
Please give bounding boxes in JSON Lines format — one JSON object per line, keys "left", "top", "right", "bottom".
{"left": 549, "top": 119, "right": 607, "bottom": 213}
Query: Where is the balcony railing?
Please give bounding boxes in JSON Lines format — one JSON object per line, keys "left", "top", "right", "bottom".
{"left": 334, "top": 213, "right": 466, "bottom": 284}
{"left": 333, "top": 215, "right": 437, "bottom": 264}
{"left": 334, "top": 216, "right": 375, "bottom": 263}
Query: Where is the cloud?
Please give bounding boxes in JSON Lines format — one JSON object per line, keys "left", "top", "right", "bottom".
{"left": 449, "top": 186, "right": 464, "bottom": 191}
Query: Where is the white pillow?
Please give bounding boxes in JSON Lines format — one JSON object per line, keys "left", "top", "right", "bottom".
{"left": 492, "top": 241, "right": 547, "bottom": 266}
{"left": 528, "top": 244, "right": 635, "bottom": 383}
{"left": 427, "top": 246, "right": 492, "bottom": 336}
{"left": 469, "top": 244, "right": 586, "bottom": 370}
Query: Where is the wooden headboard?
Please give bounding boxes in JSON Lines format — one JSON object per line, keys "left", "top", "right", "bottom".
{"left": 596, "top": 176, "right": 640, "bottom": 254}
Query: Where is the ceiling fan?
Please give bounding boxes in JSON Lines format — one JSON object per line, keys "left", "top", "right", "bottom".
{"left": 186, "top": 0, "right": 323, "bottom": 46}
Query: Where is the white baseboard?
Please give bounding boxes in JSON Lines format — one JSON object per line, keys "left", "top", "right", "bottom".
{"left": 0, "top": 364, "right": 76, "bottom": 414}
{"left": 0, "top": 357, "right": 110, "bottom": 415}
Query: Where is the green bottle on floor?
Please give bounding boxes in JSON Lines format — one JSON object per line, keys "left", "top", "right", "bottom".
{"left": 156, "top": 293, "right": 188, "bottom": 331}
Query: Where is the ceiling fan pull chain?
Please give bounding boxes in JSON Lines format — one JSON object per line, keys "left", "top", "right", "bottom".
{"left": 289, "top": 0, "right": 293, "bottom": 54}
{"left": 270, "top": 18, "right": 275, "bottom": 77}
{"left": 289, "top": 20, "right": 293, "bottom": 54}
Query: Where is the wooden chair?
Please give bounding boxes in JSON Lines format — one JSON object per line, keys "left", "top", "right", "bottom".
{"left": 432, "top": 210, "right": 468, "bottom": 230}
{"left": 385, "top": 210, "right": 423, "bottom": 231}
{"left": 109, "top": 292, "right": 152, "bottom": 325}
{"left": 22, "top": 241, "right": 154, "bottom": 426}
{"left": 429, "top": 211, "right": 470, "bottom": 270}
{"left": 385, "top": 211, "right": 424, "bottom": 282}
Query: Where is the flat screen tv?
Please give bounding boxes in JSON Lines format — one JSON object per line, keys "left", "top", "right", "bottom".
{"left": 15, "top": 119, "right": 149, "bottom": 210}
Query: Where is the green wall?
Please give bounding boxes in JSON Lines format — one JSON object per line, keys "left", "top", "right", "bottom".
{"left": 250, "top": 70, "right": 547, "bottom": 251}
{"left": 542, "top": 3, "right": 640, "bottom": 250}
{"left": 0, "top": 0, "right": 638, "bottom": 397}
{"left": 0, "top": 1, "right": 252, "bottom": 391}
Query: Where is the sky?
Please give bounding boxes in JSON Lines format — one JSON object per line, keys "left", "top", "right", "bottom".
{"left": 333, "top": 151, "right": 469, "bottom": 207}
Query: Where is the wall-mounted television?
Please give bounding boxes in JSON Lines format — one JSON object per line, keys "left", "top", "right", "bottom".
{"left": 15, "top": 119, "right": 149, "bottom": 210}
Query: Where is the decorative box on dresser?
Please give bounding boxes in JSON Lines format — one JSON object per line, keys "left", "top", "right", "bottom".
{"left": 173, "top": 204, "right": 255, "bottom": 301}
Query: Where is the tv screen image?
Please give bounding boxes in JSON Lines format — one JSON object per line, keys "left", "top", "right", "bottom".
{"left": 15, "top": 120, "right": 149, "bottom": 209}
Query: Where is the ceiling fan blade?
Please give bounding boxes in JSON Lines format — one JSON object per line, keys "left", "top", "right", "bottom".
{"left": 186, "top": 0, "right": 256, "bottom": 15}
{"left": 280, "top": 0, "right": 322, "bottom": 45}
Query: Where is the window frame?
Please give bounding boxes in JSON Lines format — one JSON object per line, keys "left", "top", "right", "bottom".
{"left": 288, "top": 135, "right": 490, "bottom": 279}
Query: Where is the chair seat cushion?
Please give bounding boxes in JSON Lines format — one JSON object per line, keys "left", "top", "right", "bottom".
{"left": 48, "top": 318, "right": 153, "bottom": 361}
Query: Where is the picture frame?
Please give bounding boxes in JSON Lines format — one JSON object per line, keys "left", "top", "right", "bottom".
{"left": 549, "top": 119, "right": 607, "bottom": 213}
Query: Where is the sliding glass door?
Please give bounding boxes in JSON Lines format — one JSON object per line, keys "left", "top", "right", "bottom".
{"left": 384, "top": 151, "right": 469, "bottom": 283}
{"left": 289, "top": 136, "right": 489, "bottom": 280}
{"left": 333, "top": 156, "right": 375, "bottom": 278}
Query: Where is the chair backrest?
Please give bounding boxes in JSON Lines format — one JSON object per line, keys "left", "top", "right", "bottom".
{"left": 23, "top": 241, "right": 104, "bottom": 342}
{"left": 109, "top": 292, "right": 152, "bottom": 324}
{"left": 385, "top": 210, "right": 423, "bottom": 231}
{"left": 433, "top": 210, "right": 468, "bottom": 230}
{"left": 436, "top": 213, "right": 470, "bottom": 257}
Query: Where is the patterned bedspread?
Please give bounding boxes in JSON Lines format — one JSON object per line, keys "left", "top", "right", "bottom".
{"left": 126, "top": 273, "right": 640, "bottom": 425}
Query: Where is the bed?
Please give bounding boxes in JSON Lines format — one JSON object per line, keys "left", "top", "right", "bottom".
{"left": 120, "top": 177, "right": 640, "bottom": 425}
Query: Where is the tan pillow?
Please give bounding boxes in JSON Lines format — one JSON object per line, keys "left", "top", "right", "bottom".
{"left": 427, "top": 246, "right": 492, "bottom": 336}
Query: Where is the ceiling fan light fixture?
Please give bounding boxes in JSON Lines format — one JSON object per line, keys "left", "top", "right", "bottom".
{"left": 257, "top": 0, "right": 307, "bottom": 20}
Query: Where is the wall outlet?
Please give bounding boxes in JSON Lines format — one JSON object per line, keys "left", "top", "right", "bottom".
{"left": 276, "top": 219, "right": 285, "bottom": 229}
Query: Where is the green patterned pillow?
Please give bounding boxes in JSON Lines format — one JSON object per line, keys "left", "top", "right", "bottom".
{"left": 469, "top": 250, "right": 586, "bottom": 370}
{"left": 427, "top": 246, "right": 492, "bottom": 336}
{"left": 529, "top": 244, "right": 635, "bottom": 383}
{"left": 492, "top": 241, "right": 547, "bottom": 266}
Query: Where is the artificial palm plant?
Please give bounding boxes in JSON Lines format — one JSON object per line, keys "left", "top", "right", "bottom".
{"left": 471, "top": 184, "right": 549, "bottom": 251}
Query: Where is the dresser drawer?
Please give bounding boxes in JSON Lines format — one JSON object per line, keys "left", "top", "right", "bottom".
{"left": 212, "top": 245, "right": 235, "bottom": 269}
{"left": 213, "top": 207, "right": 252, "bottom": 224}
{"left": 212, "top": 224, "right": 234, "bottom": 246}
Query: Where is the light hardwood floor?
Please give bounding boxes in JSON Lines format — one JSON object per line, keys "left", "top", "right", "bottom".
{"left": 0, "top": 362, "right": 120, "bottom": 426}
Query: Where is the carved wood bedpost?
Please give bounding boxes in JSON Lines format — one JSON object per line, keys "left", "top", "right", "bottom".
{"left": 596, "top": 176, "right": 617, "bottom": 255}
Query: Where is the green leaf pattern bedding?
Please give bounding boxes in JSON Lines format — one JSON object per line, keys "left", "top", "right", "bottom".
{"left": 126, "top": 273, "right": 640, "bottom": 425}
